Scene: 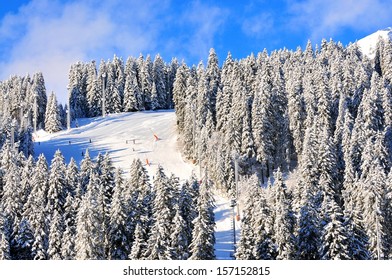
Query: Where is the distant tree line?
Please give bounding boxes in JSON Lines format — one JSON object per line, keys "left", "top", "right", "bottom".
{"left": 68, "top": 54, "right": 178, "bottom": 119}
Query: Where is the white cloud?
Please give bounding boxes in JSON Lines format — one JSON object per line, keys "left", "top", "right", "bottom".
{"left": 242, "top": 12, "right": 274, "bottom": 38}
{"left": 0, "top": 0, "right": 169, "bottom": 104}
{"left": 287, "top": 0, "right": 392, "bottom": 43}
{"left": 0, "top": 0, "right": 231, "bottom": 103}
{"left": 179, "top": 0, "right": 229, "bottom": 62}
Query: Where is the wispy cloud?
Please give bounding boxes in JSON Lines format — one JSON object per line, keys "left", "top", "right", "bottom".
{"left": 178, "top": 0, "right": 230, "bottom": 62}
{"left": 0, "top": 0, "right": 231, "bottom": 102}
{"left": 0, "top": 0, "right": 170, "bottom": 103}
{"left": 287, "top": 0, "right": 392, "bottom": 43}
{"left": 242, "top": 12, "right": 274, "bottom": 38}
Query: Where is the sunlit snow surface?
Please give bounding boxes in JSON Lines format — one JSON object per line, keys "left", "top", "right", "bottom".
{"left": 356, "top": 27, "right": 392, "bottom": 59}
{"left": 34, "top": 110, "right": 193, "bottom": 179}
{"left": 34, "top": 110, "right": 240, "bottom": 259}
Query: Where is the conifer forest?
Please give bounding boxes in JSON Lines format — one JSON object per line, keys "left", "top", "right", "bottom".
{"left": 0, "top": 37, "right": 392, "bottom": 260}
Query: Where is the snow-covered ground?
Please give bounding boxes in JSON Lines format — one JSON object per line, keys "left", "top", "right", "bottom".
{"left": 356, "top": 27, "right": 392, "bottom": 58}
{"left": 33, "top": 110, "right": 240, "bottom": 259}
{"left": 213, "top": 190, "right": 241, "bottom": 260}
{"left": 34, "top": 110, "right": 194, "bottom": 180}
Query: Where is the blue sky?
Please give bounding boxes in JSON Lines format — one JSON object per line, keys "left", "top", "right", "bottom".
{"left": 0, "top": 0, "right": 391, "bottom": 104}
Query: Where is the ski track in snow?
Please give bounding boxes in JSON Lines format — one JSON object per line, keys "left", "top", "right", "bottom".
{"left": 33, "top": 110, "right": 240, "bottom": 259}
{"left": 214, "top": 191, "right": 241, "bottom": 260}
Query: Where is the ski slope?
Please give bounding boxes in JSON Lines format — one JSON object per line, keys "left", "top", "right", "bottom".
{"left": 34, "top": 110, "right": 194, "bottom": 179}
{"left": 33, "top": 110, "right": 240, "bottom": 259}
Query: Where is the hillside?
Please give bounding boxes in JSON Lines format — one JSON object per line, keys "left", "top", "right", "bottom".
{"left": 356, "top": 27, "right": 392, "bottom": 58}
{"left": 34, "top": 110, "right": 193, "bottom": 180}
{"left": 33, "top": 109, "right": 239, "bottom": 260}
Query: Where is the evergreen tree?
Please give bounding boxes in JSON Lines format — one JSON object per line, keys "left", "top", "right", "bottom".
{"left": 296, "top": 200, "right": 321, "bottom": 260}
{"left": 0, "top": 213, "right": 12, "bottom": 260}
{"left": 236, "top": 176, "right": 259, "bottom": 260}
{"left": 170, "top": 204, "right": 189, "bottom": 260}
{"left": 144, "top": 166, "right": 175, "bottom": 260}
{"left": 80, "top": 149, "right": 94, "bottom": 195}
{"left": 189, "top": 175, "right": 215, "bottom": 260}
{"left": 129, "top": 222, "right": 147, "bottom": 260}
{"left": 47, "top": 150, "right": 67, "bottom": 217}
{"left": 252, "top": 186, "right": 276, "bottom": 260}
{"left": 30, "top": 72, "right": 47, "bottom": 129}
{"left": 24, "top": 154, "right": 49, "bottom": 260}
{"left": 13, "top": 218, "right": 34, "bottom": 260}
{"left": 272, "top": 169, "right": 296, "bottom": 259}
{"left": 44, "top": 92, "right": 62, "bottom": 133}
{"left": 47, "top": 209, "right": 64, "bottom": 259}
{"left": 178, "top": 178, "right": 199, "bottom": 247}
{"left": 172, "top": 63, "right": 190, "bottom": 132}
{"left": 124, "top": 57, "right": 143, "bottom": 111}
{"left": 320, "top": 196, "right": 350, "bottom": 259}
{"left": 108, "top": 168, "right": 130, "bottom": 260}
{"left": 75, "top": 172, "right": 105, "bottom": 260}
{"left": 61, "top": 193, "right": 76, "bottom": 260}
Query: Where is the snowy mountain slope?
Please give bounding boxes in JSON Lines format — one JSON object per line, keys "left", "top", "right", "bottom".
{"left": 34, "top": 110, "right": 194, "bottom": 180}
{"left": 356, "top": 27, "right": 392, "bottom": 58}
{"left": 33, "top": 110, "right": 240, "bottom": 259}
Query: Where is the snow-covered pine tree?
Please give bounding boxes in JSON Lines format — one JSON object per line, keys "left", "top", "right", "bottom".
{"left": 0, "top": 159, "right": 22, "bottom": 239}
{"left": 47, "top": 150, "right": 67, "bottom": 217}
{"left": 144, "top": 166, "right": 176, "bottom": 260}
{"left": 125, "top": 159, "right": 152, "bottom": 248}
{"left": 178, "top": 178, "right": 199, "bottom": 247}
{"left": 23, "top": 154, "right": 49, "bottom": 260}
{"left": 47, "top": 209, "right": 64, "bottom": 260}
{"left": 181, "top": 72, "right": 198, "bottom": 160}
{"left": 30, "top": 72, "right": 47, "bottom": 130}
{"left": 252, "top": 185, "right": 276, "bottom": 260}
{"left": 166, "top": 58, "right": 179, "bottom": 109}
{"left": 0, "top": 213, "right": 12, "bottom": 260}
{"left": 13, "top": 218, "right": 34, "bottom": 260}
{"left": 44, "top": 92, "right": 62, "bottom": 133}
{"left": 296, "top": 198, "right": 321, "bottom": 260}
{"left": 61, "top": 193, "right": 76, "bottom": 260}
{"left": 112, "top": 55, "right": 125, "bottom": 113}
{"left": 216, "top": 52, "right": 234, "bottom": 133}
{"left": 80, "top": 149, "right": 94, "bottom": 195}
{"left": 150, "top": 81, "right": 159, "bottom": 110}
{"left": 75, "top": 172, "right": 105, "bottom": 260}
{"left": 251, "top": 60, "right": 275, "bottom": 181}
{"left": 285, "top": 54, "right": 306, "bottom": 158}
{"left": 86, "top": 61, "right": 101, "bottom": 117}
{"left": 189, "top": 174, "right": 215, "bottom": 260}
{"left": 319, "top": 196, "right": 350, "bottom": 259}
{"left": 360, "top": 134, "right": 389, "bottom": 259}
{"left": 139, "top": 55, "right": 153, "bottom": 110}
{"left": 205, "top": 48, "right": 220, "bottom": 126}
{"left": 236, "top": 175, "right": 259, "bottom": 260}
{"left": 123, "top": 57, "right": 143, "bottom": 111}
{"left": 170, "top": 204, "right": 189, "bottom": 260}
{"left": 152, "top": 54, "right": 167, "bottom": 109}
{"left": 172, "top": 63, "right": 190, "bottom": 132}
{"left": 129, "top": 222, "right": 147, "bottom": 260}
{"left": 68, "top": 62, "right": 88, "bottom": 119}
{"left": 108, "top": 168, "right": 130, "bottom": 260}
{"left": 272, "top": 169, "right": 296, "bottom": 260}
{"left": 66, "top": 157, "right": 80, "bottom": 200}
